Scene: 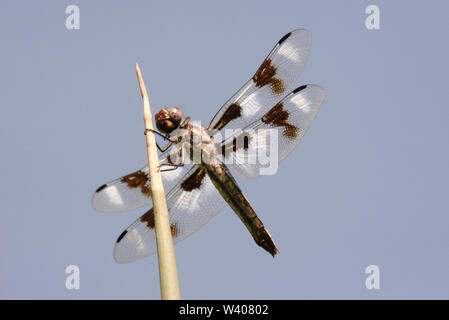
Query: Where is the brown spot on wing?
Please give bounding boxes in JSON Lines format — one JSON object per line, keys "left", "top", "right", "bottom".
{"left": 221, "top": 144, "right": 226, "bottom": 157}
{"left": 140, "top": 208, "right": 155, "bottom": 229}
{"left": 120, "top": 170, "right": 152, "bottom": 197}
{"left": 233, "top": 135, "right": 250, "bottom": 151}
{"left": 262, "top": 102, "right": 299, "bottom": 139}
{"left": 140, "top": 208, "right": 178, "bottom": 237}
{"left": 170, "top": 223, "right": 179, "bottom": 237}
{"left": 253, "top": 59, "right": 285, "bottom": 94}
{"left": 212, "top": 103, "right": 242, "bottom": 130}
{"left": 243, "top": 135, "right": 250, "bottom": 149}
{"left": 221, "top": 135, "right": 251, "bottom": 158}
{"left": 180, "top": 168, "right": 206, "bottom": 191}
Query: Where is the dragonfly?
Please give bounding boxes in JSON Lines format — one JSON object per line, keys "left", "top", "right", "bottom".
{"left": 92, "top": 29, "right": 325, "bottom": 263}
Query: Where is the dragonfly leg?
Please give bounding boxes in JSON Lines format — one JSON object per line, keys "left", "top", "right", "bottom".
{"left": 144, "top": 129, "right": 176, "bottom": 152}
{"left": 144, "top": 128, "right": 176, "bottom": 142}
{"left": 157, "top": 141, "right": 173, "bottom": 152}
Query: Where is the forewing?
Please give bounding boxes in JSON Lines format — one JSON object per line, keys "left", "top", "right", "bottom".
{"left": 219, "top": 85, "right": 325, "bottom": 178}
{"left": 114, "top": 166, "right": 227, "bottom": 263}
{"left": 92, "top": 145, "right": 192, "bottom": 212}
{"left": 209, "top": 29, "right": 312, "bottom": 133}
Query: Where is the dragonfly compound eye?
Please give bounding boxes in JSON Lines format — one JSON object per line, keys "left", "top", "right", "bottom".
{"left": 168, "top": 107, "right": 182, "bottom": 127}
{"left": 155, "top": 107, "right": 183, "bottom": 134}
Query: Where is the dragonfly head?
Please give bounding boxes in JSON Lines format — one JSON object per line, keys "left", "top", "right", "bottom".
{"left": 155, "top": 107, "right": 183, "bottom": 134}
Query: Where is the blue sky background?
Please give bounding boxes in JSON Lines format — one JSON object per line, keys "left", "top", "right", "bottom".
{"left": 1, "top": 1, "right": 448, "bottom": 299}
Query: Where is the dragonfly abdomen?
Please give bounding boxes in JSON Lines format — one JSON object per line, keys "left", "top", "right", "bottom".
{"left": 203, "top": 160, "right": 279, "bottom": 257}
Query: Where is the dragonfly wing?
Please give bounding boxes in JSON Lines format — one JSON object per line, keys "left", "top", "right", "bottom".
{"left": 209, "top": 29, "right": 312, "bottom": 133}
{"left": 92, "top": 144, "right": 193, "bottom": 212}
{"left": 114, "top": 165, "right": 227, "bottom": 263}
{"left": 219, "top": 84, "right": 325, "bottom": 178}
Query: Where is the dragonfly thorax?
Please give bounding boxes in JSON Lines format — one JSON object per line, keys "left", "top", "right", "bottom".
{"left": 175, "top": 120, "right": 218, "bottom": 165}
